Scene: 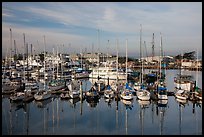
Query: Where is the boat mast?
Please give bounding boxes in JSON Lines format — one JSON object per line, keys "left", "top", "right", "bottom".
{"left": 9, "top": 28, "right": 12, "bottom": 75}
{"left": 196, "top": 49, "right": 198, "bottom": 88}
{"left": 152, "top": 33, "right": 155, "bottom": 62}
{"left": 159, "top": 32, "right": 162, "bottom": 79}
{"left": 23, "top": 33, "right": 26, "bottom": 83}
{"left": 126, "top": 39, "right": 128, "bottom": 84}
{"left": 43, "top": 35, "right": 46, "bottom": 90}
{"left": 26, "top": 43, "right": 29, "bottom": 81}
{"left": 140, "top": 24, "right": 143, "bottom": 84}
{"left": 97, "top": 29, "right": 100, "bottom": 80}
{"left": 116, "top": 39, "right": 119, "bottom": 82}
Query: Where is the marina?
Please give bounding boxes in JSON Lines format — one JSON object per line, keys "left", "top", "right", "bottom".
{"left": 2, "top": 69, "right": 202, "bottom": 135}
{"left": 2, "top": 2, "right": 202, "bottom": 135}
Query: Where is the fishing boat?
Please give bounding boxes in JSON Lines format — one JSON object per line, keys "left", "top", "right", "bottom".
{"left": 174, "top": 74, "right": 194, "bottom": 91}
{"left": 174, "top": 53, "right": 194, "bottom": 92}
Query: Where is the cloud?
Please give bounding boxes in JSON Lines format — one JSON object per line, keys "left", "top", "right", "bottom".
{"left": 2, "top": 22, "right": 90, "bottom": 58}
{"left": 2, "top": 2, "right": 202, "bottom": 58}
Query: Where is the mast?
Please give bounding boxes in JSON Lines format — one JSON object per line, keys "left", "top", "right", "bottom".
{"left": 23, "top": 33, "right": 26, "bottom": 83}
{"left": 9, "top": 28, "right": 12, "bottom": 73}
{"left": 116, "top": 39, "right": 119, "bottom": 82}
{"left": 97, "top": 29, "right": 100, "bottom": 80}
{"left": 107, "top": 40, "right": 110, "bottom": 80}
{"left": 13, "top": 40, "right": 17, "bottom": 69}
{"left": 144, "top": 41, "right": 148, "bottom": 63}
{"left": 152, "top": 33, "right": 155, "bottom": 62}
{"left": 57, "top": 45, "right": 59, "bottom": 79}
{"left": 159, "top": 32, "right": 162, "bottom": 79}
{"left": 43, "top": 35, "right": 46, "bottom": 90}
{"left": 141, "top": 41, "right": 143, "bottom": 84}
{"left": 26, "top": 43, "right": 29, "bottom": 81}
{"left": 140, "top": 24, "right": 142, "bottom": 84}
{"left": 126, "top": 39, "right": 128, "bottom": 83}
{"left": 196, "top": 49, "right": 198, "bottom": 88}
{"left": 52, "top": 47, "right": 55, "bottom": 79}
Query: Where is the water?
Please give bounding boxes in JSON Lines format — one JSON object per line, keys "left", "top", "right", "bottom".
{"left": 2, "top": 69, "right": 202, "bottom": 135}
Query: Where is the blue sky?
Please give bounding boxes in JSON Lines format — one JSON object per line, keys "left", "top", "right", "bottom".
{"left": 2, "top": 2, "right": 202, "bottom": 59}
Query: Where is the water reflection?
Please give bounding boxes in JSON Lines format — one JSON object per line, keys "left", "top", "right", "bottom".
{"left": 34, "top": 98, "right": 52, "bottom": 108}
{"left": 86, "top": 97, "right": 100, "bottom": 108}
{"left": 2, "top": 70, "right": 202, "bottom": 135}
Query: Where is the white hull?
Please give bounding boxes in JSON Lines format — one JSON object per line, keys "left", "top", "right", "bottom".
{"left": 158, "top": 94, "right": 168, "bottom": 100}
{"left": 120, "top": 90, "right": 133, "bottom": 100}
{"left": 137, "top": 89, "right": 150, "bottom": 101}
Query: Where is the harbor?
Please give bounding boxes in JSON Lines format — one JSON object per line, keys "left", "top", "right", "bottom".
{"left": 2, "top": 69, "right": 202, "bottom": 135}
{"left": 2, "top": 2, "right": 202, "bottom": 135}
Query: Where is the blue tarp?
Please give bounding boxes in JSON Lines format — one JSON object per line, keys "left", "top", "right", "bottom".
{"left": 158, "top": 86, "right": 167, "bottom": 91}
{"left": 125, "top": 83, "right": 132, "bottom": 90}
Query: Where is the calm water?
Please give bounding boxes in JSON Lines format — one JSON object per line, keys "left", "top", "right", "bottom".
{"left": 2, "top": 69, "right": 202, "bottom": 135}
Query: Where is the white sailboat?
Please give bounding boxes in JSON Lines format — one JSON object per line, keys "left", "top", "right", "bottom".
{"left": 136, "top": 25, "right": 150, "bottom": 101}
{"left": 104, "top": 78, "right": 115, "bottom": 99}
{"left": 157, "top": 33, "right": 168, "bottom": 100}
{"left": 120, "top": 39, "right": 133, "bottom": 100}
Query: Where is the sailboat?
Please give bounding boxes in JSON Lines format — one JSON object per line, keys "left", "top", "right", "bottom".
{"left": 34, "top": 35, "right": 51, "bottom": 101}
{"left": 136, "top": 25, "right": 150, "bottom": 101}
{"left": 48, "top": 46, "right": 66, "bottom": 93}
{"left": 157, "top": 33, "right": 168, "bottom": 100}
{"left": 104, "top": 78, "right": 115, "bottom": 99}
{"left": 120, "top": 39, "right": 134, "bottom": 100}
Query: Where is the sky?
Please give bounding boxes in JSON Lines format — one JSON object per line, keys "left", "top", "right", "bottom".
{"left": 2, "top": 2, "right": 202, "bottom": 59}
